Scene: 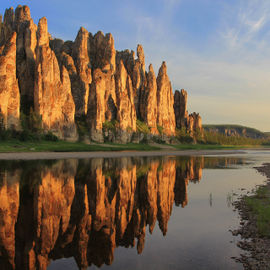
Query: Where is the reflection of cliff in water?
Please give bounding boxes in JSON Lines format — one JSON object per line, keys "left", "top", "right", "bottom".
{"left": 0, "top": 156, "right": 245, "bottom": 270}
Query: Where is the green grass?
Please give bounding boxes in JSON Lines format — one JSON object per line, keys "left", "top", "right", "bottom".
{"left": 0, "top": 139, "right": 268, "bottom": 153}
{"left": 245, "top": 186, "right": 270, "bottom": 237}
{"left": 0, "top": 139, "right": 160, "bottom": 153}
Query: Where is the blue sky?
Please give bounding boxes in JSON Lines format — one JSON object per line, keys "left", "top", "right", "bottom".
{"left": 1, "top": 0, "right": 270, "bottom": 131}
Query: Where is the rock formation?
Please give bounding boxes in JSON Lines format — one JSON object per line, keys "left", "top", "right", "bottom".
{"left": 174, "top": 89, "right": 203, "bottom": 137}
{"left": 140, "top": 64, "right": 158, "bottom": 134}
{"left": 187, "top": 112, "right": 203, "bottom": 137}
{"left": 156, "top": 62, "right": 176, "bottom": 136}
{"left": 132, "top": 44, "right": 146, "bottom": 118}
{"left": 14, "top": 5, "right": 37, "bottom": 111}
{"left": 174, "top": 89, "right": 188, "bottom": 128}
{"left": 69, "top": 27, "right": 92, "bottom": 116}
{"left": 87, "top": 68, "right": 116, "bottom": 142}
{"left": 0, "top": 4, "right": 203, "bottom": 143}
{"left": 35, "top": 17, "right": 77, "bottom": 140}
{"left": 0, "top": 32, "right": 20, "bottom": 130}
{"left": 114, "top": 61, "right": 136, "bottom": 143}
{"left": 90, "top": 31, "right": 116, "bottom": 73}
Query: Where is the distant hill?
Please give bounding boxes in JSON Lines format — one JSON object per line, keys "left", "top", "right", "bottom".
{"left": 203, "top": 124, "right": 269, "bottom": 139}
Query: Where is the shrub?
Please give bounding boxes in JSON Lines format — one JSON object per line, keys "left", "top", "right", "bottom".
{"left": 76, "top": 116, "right": 89, "bottom": 140}
{"left": 0, "top": 111, "right": 5, "bottom": 131}
{"left": 28, "top": 108, "right": 42, "bottom": 133}
{"left": 194, "top": 128, "right": 205, "bottom": 143}
{"left": 0, "top": 129, "right": 13, "bottom": 140}
{"left": 20, "top": 108, "right": 43, "bottom": 134}
{"left": 136, "top": 120, "right": 150, "bottom": 134}
{"left": 157, "top": 125, "right": 164, "bottom": 135}
{"left": 19, "top": 130, "right": 41, "bottom": 141}
{"left": 152, "top": 135, "right": 166, "bottom": 144}
{"left": 43, "top": 131, "right": 58, "bottom": 141}
{"left": 103, "top": 120, "right": 118, "bottom": 132}
{"left": 176, "top": 127, "right": 193, "bottom": 143}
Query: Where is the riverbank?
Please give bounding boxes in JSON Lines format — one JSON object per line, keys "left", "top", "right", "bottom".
{"left": 0, "top": 140, "right": 160, "bottom": 152}
{"left": 233, "top": 163, "right": 270, "bottom": 270}
{"left": 0, "top": 138, "right": 268, "bottom": 154}
{"left": 0, "top": 149, "right": 247, "bottom": 160}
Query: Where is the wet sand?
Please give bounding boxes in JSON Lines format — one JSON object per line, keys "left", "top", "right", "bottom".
{"left": 0, "top": 149, "right": 248, "bottom": 160}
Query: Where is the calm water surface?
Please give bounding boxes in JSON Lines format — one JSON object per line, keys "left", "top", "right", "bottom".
{"left": 0, "top": 152, "right": 269, "bottom": 270}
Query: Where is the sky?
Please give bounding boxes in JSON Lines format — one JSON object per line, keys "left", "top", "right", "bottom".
{"left": 1, "top": 0, "right": 270, "bottom": 131}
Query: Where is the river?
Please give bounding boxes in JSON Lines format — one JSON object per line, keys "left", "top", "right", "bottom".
{"left": 0, "top": 151, "right": 269, "bottom": 270}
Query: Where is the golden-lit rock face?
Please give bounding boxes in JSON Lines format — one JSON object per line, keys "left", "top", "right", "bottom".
{"left": 70, "top": 27, "right": 92, "bottom": 116}
{"left": 35, "top": 17, "right": 77, "bottom": 140}
{"left": 174, "top": 89, "right": 188, "bottom": 129}
{"left": 188, "top": 112, "right": 203, "bottom": 137}
{"left": 0, "top": 6, "right": 77, "bottom": 139}
{"left": 0, "top": 156, "right": 215, "bottom": 269}
{"left": 0, "top": 4, "right": 203, "bottom": 142}
{"left": 14, "top": 5, "right": 37, "bottom": 108}
{"left": 140, "top": 64, "right": 158, "bottom": 134}
{"left": 0, "top": 32, "right": 20, "bottom": 130}
{"left": 115, "top": 60, "right": 137, "bottom": 142}
{"left": 87, "top": 68, "right": 117, "bottom": 142}
{"left": 157, "top": 62, "right": 176, "bottom": 136}
{"left": 174, "top": 89, "right": 203, "bottom": 137}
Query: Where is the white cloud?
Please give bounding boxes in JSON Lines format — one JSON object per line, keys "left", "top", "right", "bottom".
{"left": 220, "top": 0, "right": 270, "bottom": 50}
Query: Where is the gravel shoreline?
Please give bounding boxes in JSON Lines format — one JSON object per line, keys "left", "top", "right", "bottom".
{"left": 233, "top": 164, "right": 270, "bottom": 270}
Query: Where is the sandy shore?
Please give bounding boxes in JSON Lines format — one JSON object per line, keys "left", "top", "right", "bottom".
{"left": 0, "top": 149, "right": 248, "bottom": 160}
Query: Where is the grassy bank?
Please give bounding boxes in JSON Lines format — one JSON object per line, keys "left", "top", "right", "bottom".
{"left": 0, "top": 139, "right": 268, "bottom": 153}
{"left": 0, "top": 139, "right": 160, "bottom": 153}
{"left": 244, "top": 185, "right": 270, "bottom": 237}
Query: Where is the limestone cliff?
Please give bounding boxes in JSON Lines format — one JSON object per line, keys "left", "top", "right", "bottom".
{"left": 87, "top": 68, "right": 116, "bottom": 142}
{"left": 174, "top": 89, "right": 188, "bottom": 129}
{"left": 157, "top": 62, "right": 176, "bottom": 136}
{"left": 0, "top": 5, "right": 203, "bottom": 143}
{"left": 35, "top": 17, "right": 77, "bottom": 140}
{"left": 0, "top": 6, "right": 78, "bottom": 140}
{"left": 70, "top": 27, "right": 92, "bottom": 116}
{"left": 0, "top": 32, "right": 20, "bottom": 130}
{"left": 114, "top": 61, "right": 137, "bottom": 143}
{"left": 140, "top": 64, "right": 158, "bottom": 134}
{"left": 174, "top": 89, "right": 203, "bottom": 137}
{"left": 14, "top": 5, "right": 37, "bottom": 111}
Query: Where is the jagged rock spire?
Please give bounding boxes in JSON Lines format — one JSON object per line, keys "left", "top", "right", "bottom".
{"left": 174, "top": 89, "right": 188, "bottom": 129}
{"left": 156, "top": 61, "right": 176, "bottom": 136}
{"left": 0, "top": 4, "right": 203, "bottom": 142}
{"left": 140, "top": 64, "right": 158, "bottom": 134}
{"left": 0, "top": 32, "right": 20, "bottom": 130}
